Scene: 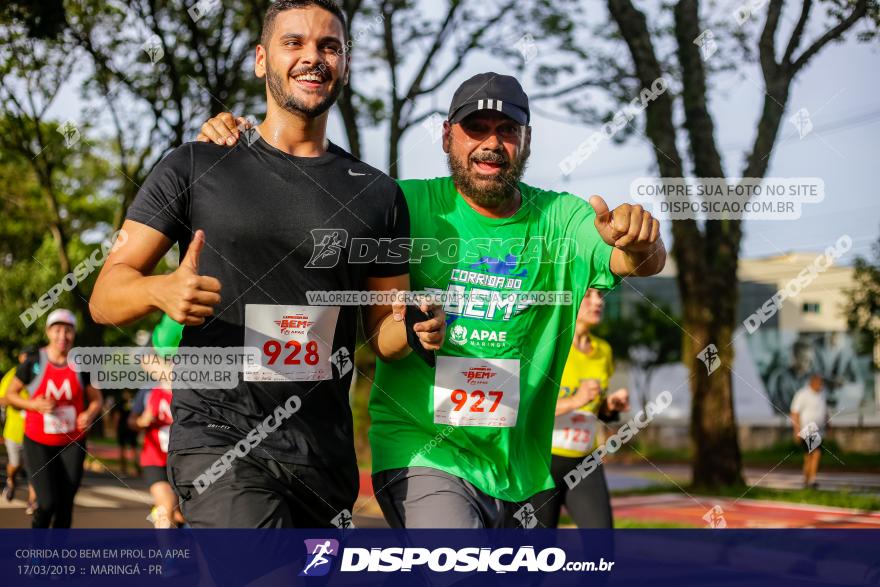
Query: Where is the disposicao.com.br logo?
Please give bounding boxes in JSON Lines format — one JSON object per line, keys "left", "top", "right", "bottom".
{"left": 299, "top": 541, "right": 614, "bottom": 576}
{"left": 341, "top": 546, "right": 564, "bottom": 573}
{"left": 344, "top": 546, "right": 611, "bottom": 574}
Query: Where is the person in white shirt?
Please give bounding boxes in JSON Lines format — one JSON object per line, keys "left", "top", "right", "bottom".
{"left": 790, "top": 374, "right": 829, "bottom": 489}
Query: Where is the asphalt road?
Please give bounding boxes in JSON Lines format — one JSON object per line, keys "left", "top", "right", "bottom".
{"left": 3, "top": 464, "right": 879, "bottom": 529}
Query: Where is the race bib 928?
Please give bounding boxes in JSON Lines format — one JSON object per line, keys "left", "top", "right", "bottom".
{"left": 243, "top": 304, "right": 340, "bottom": 382}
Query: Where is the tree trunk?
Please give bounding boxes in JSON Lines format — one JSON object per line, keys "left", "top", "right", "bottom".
{"left": 641, "top": 369, "right": 653, "bottom": 412}
{"left": 684, "top": 305, "right": 743, "bottom": 486}
{"left": 387, "top": 121, "right": 401, "bottom": 179}
{"left": 338, "top": 88, "right": 362, "bottom": 159}
{"left": 609, "top": 0, "right": 745, "bottom": 488}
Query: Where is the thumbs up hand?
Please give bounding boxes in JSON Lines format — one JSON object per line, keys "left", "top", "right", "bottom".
{"left": 589, "top": 195, "right": 659, "bottom": 253}
{"left": 159, "top": 230, "right": 222, "bottom": 326}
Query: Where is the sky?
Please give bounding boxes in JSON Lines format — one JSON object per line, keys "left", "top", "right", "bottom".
{"left": 49, "top": 2, "right": 880, "bottom": 265}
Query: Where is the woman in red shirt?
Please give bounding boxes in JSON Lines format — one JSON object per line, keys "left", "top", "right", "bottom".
{"left": 129, "top": 315, "right": 185, "bottom": 528}
{"left": 5, "top": 309, "right": 102, "bottom": 528}
{"left": 129, "top": 373, "right": 182, "bottom": 528}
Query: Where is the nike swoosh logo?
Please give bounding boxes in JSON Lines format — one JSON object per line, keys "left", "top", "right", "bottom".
{"left": 347, "top": 169, "right": 368, "bottom": 176}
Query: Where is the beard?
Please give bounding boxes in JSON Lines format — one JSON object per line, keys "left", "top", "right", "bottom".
{"left": 447, "top": 147, "right": 529, "bottom": 208}
{"left": 266, "top": 63, "right": 342, "bottom": 118}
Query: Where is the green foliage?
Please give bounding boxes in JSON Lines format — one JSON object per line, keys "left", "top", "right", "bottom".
{"left": 613, "top": 518, "right": 696, "bottom": 529}
{"left": 0, "top": 1, "right": 269, "bottom": 361}
{"left": 845, "top": 227, "right": 880, "bottom": 364}
{"left": 594, "top": 297, "right": 682, "bottom": 405}
{"left": 595, "top": 299, "right": 682, "bottom": 366}
{"left": 0, "top": 112, "right": 120, "bottom": 369}
{"left": 0, "top": 1, "right": 68, "bottom": 39}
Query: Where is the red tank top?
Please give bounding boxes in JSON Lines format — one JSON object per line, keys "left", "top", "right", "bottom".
{"left": 25, "top": 360, "right": 86, "bottom": 446}
{"left": 140, "top": 387, "right": 174, "bottom": 467}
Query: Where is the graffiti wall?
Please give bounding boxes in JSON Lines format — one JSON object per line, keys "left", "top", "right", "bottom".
{"left": 745, "top": 329, "right": 874, "bottom": 414}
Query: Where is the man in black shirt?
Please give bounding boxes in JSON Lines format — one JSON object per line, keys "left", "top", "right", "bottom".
{"left": 90, "top": 0, "right": 445, "bottom": 528}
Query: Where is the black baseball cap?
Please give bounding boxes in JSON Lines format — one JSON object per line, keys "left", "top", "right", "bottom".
{"left": 448, "top": 72, "right": 530, "bottom": 126}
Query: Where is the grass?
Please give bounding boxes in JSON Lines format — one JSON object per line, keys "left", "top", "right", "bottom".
{"left": 612, "top": 484, "right": 880, "bottom": 511}
{"left": 87, "top": 436, "right": 119, "bottom": 447}
{"left": 83, "top": 455, "right": 140, "bottom": 476}
{"left": 559, "top": 513, "right": 696, "bottom": 528}
{"left": 624, "top": 440, "right": 880, "bottom": 472}
{"left": 614, "top": 518, "right": 697, "bottom": 529}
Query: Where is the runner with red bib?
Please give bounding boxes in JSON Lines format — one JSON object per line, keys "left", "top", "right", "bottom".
{"left": 4, "top": 309, "right": 103, "bottom": 528}
{"left": 129, "top": 314, "right": 185, "bottom": 528}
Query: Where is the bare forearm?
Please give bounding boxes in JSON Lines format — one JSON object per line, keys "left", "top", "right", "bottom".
{"left": 90, "top": 265, "right": 167, "bottom": 326}
{"left": 84, "top": 400, "right": 102, "bottom": 422}
{"left": 371, "top": 313, "right": 411, "bottom": 362}
{"left": 5, "top": 388, "right": 28, "bottom": 410}
{"left": 612, "top": 239, "right": 667, "bottom": 277}
{"left": 4, "top": 379, "right": 28, "bottom": 410}
{"left": 555, "top": 397, "right": 578, "bottom": 416}
{"left": 84, "top": 387, "right": 103, "bottom": 422}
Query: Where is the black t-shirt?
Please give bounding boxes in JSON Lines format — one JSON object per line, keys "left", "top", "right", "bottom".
{"left": 16, "top": 352, "right": 90, "bottom": 387}
{"left": 16, "top": 355, "right": 42, "bottom": 385}
{"left": 126, "top": 138, "right": 409, "bottom": 475}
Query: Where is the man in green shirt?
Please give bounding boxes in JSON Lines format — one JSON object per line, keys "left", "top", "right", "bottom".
{"left": 198, "top": 72, "right": 665, "bottom": 528}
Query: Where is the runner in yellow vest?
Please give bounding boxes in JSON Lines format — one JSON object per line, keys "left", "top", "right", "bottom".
{"left": 1, "top": 347, "right": 38, "bottom": 510}
{"left": 528, "top": 288, "right": 629, "bottom": 527}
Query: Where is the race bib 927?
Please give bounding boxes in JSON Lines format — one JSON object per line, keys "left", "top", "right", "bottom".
{"left": 433, "top": 356, "right": 519, "bottom": 427}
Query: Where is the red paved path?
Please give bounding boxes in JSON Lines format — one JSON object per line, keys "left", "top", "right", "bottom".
{"left": 611, "top": 493, "right": 880, "bottom": 528}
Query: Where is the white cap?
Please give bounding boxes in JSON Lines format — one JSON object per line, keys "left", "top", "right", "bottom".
{"left": 46, "top": 309, "right": 77, "bottom": 329}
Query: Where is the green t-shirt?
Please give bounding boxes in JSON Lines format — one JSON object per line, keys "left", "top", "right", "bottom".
{"left": 152, "top": 314, "right": 184, "bottom": 359}
{"left": 369, "top": 176, "right": 620, "bottom": 502}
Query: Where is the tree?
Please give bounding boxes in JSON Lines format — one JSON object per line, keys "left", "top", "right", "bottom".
{"left": 67, "top": 0, "right": 270, "bottom": 229}
{"left": 337, "top": 0, "right": 582, "bottom": 175}
{"left": 1, "top": 0, "right": 68, "bottom": 39}
{"left": 0, "top": 24, "right": 118, "bottom": 345}
{"left": 0, "top": 108, "right": 120, "bottom": 350}
{"left": 596, "top": 300, "right": 682, "bottom": 411}
{"left": 845, "top": 226, "right": 880, "bottom": 369}
{"left": 0, "top": 144, "right": 57, "bottom": 368}
{"left": 0, "top": 4, "right": 197, "bottom": 349}
{"left": 526, "top": 0, "right": 878, "bottom": 486}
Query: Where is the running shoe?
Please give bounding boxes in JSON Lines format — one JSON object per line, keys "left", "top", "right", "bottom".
{"left": 2, "top": 481, "right": 14, "bottom": 502}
